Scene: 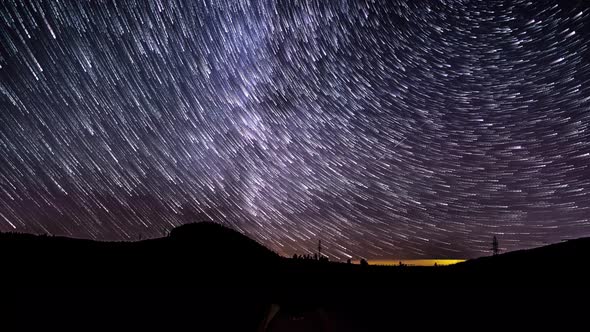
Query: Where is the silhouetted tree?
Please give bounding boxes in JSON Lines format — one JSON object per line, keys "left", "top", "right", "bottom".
{"left": 347, "top": 258, "right": 351, "bottom": 264}
{"left": 360, "top": 258, "right": 368, "bottom": 267}
{"left": 293, "top": 254, "right": 298, "bottom": 259}
{"left": 492, "top": 236, "right": 500, "bottom": 256}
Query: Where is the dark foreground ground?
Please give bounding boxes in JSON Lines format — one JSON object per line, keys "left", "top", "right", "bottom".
{"left": 2, "top": 222, "right": 589, "bottom": 331}
{"left": 11, "top": 286, "right": 586, "bottom": 331}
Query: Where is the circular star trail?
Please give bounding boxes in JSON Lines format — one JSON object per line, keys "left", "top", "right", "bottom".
{"left": 1, "top": 0, "right": 590, "bottom": 260}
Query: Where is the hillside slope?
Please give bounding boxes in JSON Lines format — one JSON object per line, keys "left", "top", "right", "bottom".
{"left": 0, "top": 221, "right": 280, "bottom": 285}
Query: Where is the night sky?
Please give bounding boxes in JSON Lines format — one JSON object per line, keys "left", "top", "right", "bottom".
{"left": 1, "top": 0, "right": 590, "bottom": 260}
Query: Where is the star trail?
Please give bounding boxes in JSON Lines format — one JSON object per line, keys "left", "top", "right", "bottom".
{"left": 1, "top": 0, "right": 590, "bottom": 260}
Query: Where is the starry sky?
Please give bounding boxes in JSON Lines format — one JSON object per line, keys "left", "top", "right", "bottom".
{"left": 1, "top": 0, "right": 590, "bottom": 260}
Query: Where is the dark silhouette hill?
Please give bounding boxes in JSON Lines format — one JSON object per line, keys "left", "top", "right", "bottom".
{"left": 167, "top": 221, "right": 279, "bottom": 262}
{"left": 2, "top": 225, "right": 589, "bottom": 331}
{"left": 1, "top": 222, "right": 590, "bottom": 287}
{"left": 461, "top": 236, "right": 590, "bottom": 269}
{"left": 450, "top": 237, "right": 590, "bottom": 285}
{"left": 0, "top": 221, "right": 280, "bottom": 286}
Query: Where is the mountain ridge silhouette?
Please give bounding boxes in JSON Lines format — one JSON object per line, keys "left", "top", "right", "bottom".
{"left": 1, "top": 221, "right": 589, "bottom": 287}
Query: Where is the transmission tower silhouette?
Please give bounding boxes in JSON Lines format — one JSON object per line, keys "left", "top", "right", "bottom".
{"left": 492, "top": 236, "right": 500, "bottom": 256}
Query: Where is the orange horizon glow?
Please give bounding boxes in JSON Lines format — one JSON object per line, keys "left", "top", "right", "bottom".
{"left": 354, "top": 259, "right": 466, "bottom": 266}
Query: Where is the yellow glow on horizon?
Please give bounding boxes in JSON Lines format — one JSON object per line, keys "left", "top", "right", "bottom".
{"left": 355, "top": 259, "right": 465, "bottom": 266}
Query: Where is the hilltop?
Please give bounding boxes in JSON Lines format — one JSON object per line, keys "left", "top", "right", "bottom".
{"left": 1, "top": 222, "right": 589, "bottom": 288}
{"left": 452, "top": 236, "right": 590, "bottom": 285}
{"left": 0, "top": 221, "right": 280, "bottom": 286}
{"left": 2, "top": 223, "right": 589, "bottom": 331}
